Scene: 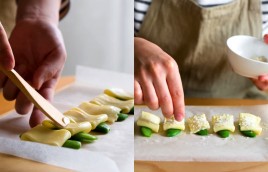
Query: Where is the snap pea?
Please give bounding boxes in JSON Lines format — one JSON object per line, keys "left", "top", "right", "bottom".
{"left": 239, "top": 126, "right": 256, "bottom": 138}
{"left": 129, "top": 107, "right": 134, "bottom": 114}
{"left": 240, "top": 130, "right": 256, "bottom": 138}
{"left": 62, "top": 140, "right": 81, "bottom": 149}
{"left": 217, "top": 130, "right": 230, "bottom": 138}
{"left": 117, "top": 113, "right": 128, "bottom": 122}
{"left": 195, "top": 129, "right": 208, "bottom": 136}
{"left": 140, "top": 126, "right": 152, "bottom": 137}
{"left": 166, "top": 129, "right": 181, "bottom": 137}
{"left": 94, "top": 122, "right": 110, "bottom": 134}
{"left": 71, "top": 132, "right": 97, "bottom": 143}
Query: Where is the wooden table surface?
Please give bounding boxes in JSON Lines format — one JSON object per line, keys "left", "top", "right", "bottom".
{"left": 135, "top": 98, "right": 268, "bottom": 172}
{"left": 1, "top": 77, "right": 268, "bottom": 171}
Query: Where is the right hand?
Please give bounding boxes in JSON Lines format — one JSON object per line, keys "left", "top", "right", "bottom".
{"left": 134, "top": 37, "right": 185, "bottom": 121}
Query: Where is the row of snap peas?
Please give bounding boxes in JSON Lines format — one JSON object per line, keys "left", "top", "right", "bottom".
{"left": 140, "top": 127, "right": 256, "bottom": 138}
{"left": 63, "top": 132, "right": 98, "bottom": 149}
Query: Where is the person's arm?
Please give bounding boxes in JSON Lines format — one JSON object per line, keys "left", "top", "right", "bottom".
{"left": 16, "top": 0, "right": 61, "bottom": 25}
{"left": 134, "top": 37, "right": 185, "bottom": 121}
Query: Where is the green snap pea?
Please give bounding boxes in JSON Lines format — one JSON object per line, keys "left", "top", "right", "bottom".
{"left": 140, "top": 126, "right": 152, "bottom": 137}
{"left": 62, "top": 140, "right": 81, "bottom": 149}
{"left": 195, "top": 129, "right": 209, "bottom": 136}
{"left": 129, "top": 107, "right": 134, "bottom": 114}
{"left": 94, "top": 122, "right": 110, "bottom": 134}
{"left": 239, "top": 126, "right": 256, "bottom": 138}
{"left": 117, "top": 113, "right": 129, "bottom": 122}
{"left": 71, "top": 132, "right": 97, "bottom": 143}
{"left": 240, "top": 130, "right": 256, "bottom": 138}
{"left": 166, "top": 129, "right": 181, "bottom": 137}
{"left": 217, "top": 130, "right": 230, "bottom": 138}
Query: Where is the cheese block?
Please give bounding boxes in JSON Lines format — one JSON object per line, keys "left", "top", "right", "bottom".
{"left": 212, "top": 114, "right": 235, "bottom": 133}
{"left": 137, "top": 111, "right": 161, "bottom": 133}
{"left": 79, "top": 102, "right": 119, "bottom": 123}
{"left": 64, "top": 107, "right": 108, "bottom": 129}
{"left": 104, "top": 88, "right": 134, "bottom": 100}
{"left": 187, "top": 114, "right": 210, "bottom": 134}
{"left": 239, "top": 113, "right": 262, "bottom": 135}
{"left": 163, "top": 116, "right": 185, "bottom": 131}
{"left": 90, "top": 94, "right": 134, "bottom": 113}
{"left": 20, "top": 125, "right": 71, "bottom": 146}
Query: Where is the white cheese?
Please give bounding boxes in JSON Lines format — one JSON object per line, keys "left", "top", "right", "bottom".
{"left": 187, "top": 114, "right": 210, "bottom": 134}
{"left": 239, "top": 113, "right": 262, "bottom": 135}
{"left": 163, "top": 116, "right": 185, "bottom": 131}
{"left": 137, "top": 111, "right": 161, "bottom": 132}
{"left": 212, "top": 114, "right": 235, "bottom": 132}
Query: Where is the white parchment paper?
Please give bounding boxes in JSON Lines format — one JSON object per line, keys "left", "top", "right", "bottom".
{"left": 134, "top": 106, "right": 268, "bottom": 162}
{"left": 0, "top": 66, "right": 134, "bottom": 172}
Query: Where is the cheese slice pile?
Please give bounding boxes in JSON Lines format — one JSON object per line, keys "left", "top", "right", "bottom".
{"left": 104, "top": 88, "right": 134, "bottom": 100}
{"left": 64, "top": 107, "right": 108, "bottom": 130}
{"left": 137, "top": 111, "right": 161, "bottom": 132}
{"left": 90, "top": 94, "right": 134, "bottom": 114}
{"left": 79, "top": 102, "right": 119, "bottom": 123}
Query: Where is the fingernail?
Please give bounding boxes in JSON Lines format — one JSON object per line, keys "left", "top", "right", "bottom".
{"left": 175, "top": 114, "right": 184, "bottom": 121}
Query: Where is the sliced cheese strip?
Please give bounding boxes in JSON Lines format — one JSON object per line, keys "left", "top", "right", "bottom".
{"left": 79, "top": 102, "right": 119, "bottom": 123}
{"left": 90, "top": 94, "right": 134, "bottom": 113}
{"left": 187, "top": 114, "right": 210, "bottom": 134}
{"left": 20, "top": 125, "right": 71, "bottom": 146}
{"left": 239, "top": 113, "right": 262, "bottom": 135}
{"left": 65, "top": 121, "right": 92, "bottom": 135}
{"left": 104, "top": 88, "right": 134, "bottom": 100}
{"left": 163, "top": 116, "right": 185, "bottom": 131}
{"left": 64, "top": 107, "right": 108, "bottom": 129}
{"left": 212, "top": 114, "right": 235, "bottom": 132}
{"left": 137, "top": 111, "right": 161, "bottom": 133}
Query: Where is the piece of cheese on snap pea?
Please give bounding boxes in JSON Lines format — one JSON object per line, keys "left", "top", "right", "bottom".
{"left": 42, "top": 120, "right": 92, "bottom": 135}
{"left": 187, "top": 114, "right": 210, "bottom": 134}
{"left": 104, "top": 88, "right": 134, "bottom": 100}
{"left": 64, "top": 107, "right": 108, "bottom": 130}
{"left": 79, "top": 102, "right": 119, "bottom": 123}
{"left": 137, "top": 111, "right": 161, "bottom": 133}
{"left": 163, "top": 116, "right": 185, "bottom": 131}
{"left": 20, "top": 125, "right": 71, "bottom": 146}
{"left": 65, "top": 122, "right": 92, "bottom": 135}
{"left": 239, "top": 113, "right": 262, "bottom": 135}
{"left": 90, "top": 94, "right": 134, "bottom": 113}
{"left": 212, "top": 114, "right": 235, "bottom": 133}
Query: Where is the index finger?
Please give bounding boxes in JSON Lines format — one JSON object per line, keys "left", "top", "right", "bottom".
{"left": 166, "top": 67, "right": 185, "bottom": 121}
{"left": 0, "top": 22, "right": 14, "bottom": 70}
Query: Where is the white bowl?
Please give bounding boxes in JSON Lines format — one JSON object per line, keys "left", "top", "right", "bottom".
{"left": 226, "top": 35, "right": 268, "bottom": 78}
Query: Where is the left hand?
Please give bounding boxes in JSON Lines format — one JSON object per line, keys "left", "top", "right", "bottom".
{"left": 251, "top": 34, "right": 268, "bottom": 91}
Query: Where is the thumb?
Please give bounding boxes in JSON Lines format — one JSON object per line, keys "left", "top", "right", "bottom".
{"left": 0, "top": 22, "right": 15, "bottom": 70}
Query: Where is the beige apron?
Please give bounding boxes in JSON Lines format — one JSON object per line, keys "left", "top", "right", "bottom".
{"left": 0, "top": 0, "right": 17, "bottom": 37}
{"left": 138, "top": 0, "right": 267, "bottom": 99}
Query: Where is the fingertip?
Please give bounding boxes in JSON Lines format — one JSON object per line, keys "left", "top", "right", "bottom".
{"left": 175, "top": 113, "right": 184, "bottom": 121}
{"left": 29, "top": 108, "right": 45, "bottom": 128}
{"left": 264, "top": 34, "right": 268, "bottom": 44}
